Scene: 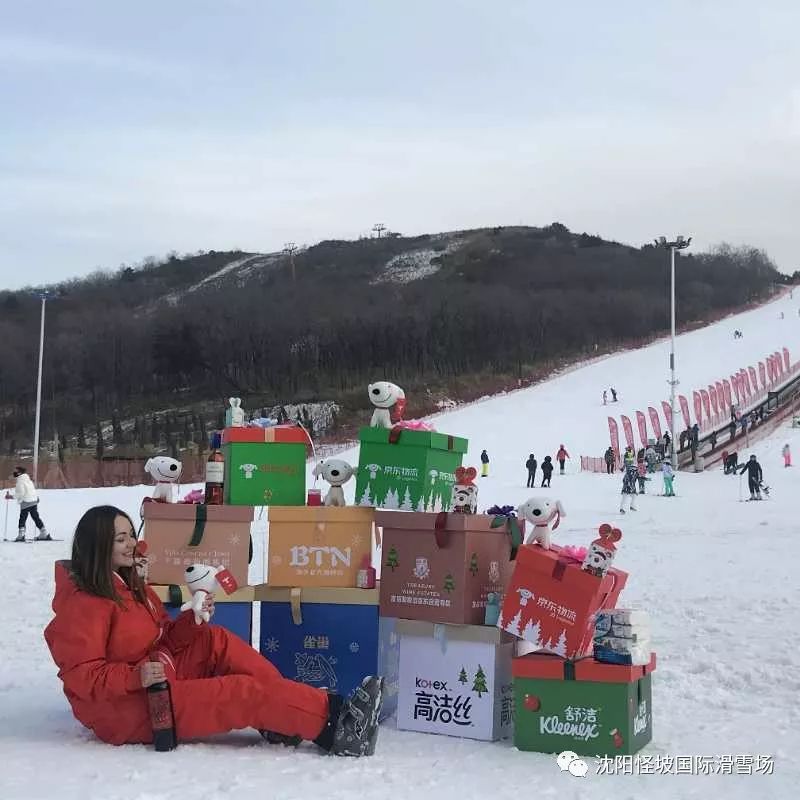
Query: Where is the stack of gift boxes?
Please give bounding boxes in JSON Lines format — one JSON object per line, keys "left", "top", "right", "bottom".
{"left": 139, "top": 395, "right": 656, "bottom": 757}
{"left": 499, "top": 527, "right": 657, "bottom": 757}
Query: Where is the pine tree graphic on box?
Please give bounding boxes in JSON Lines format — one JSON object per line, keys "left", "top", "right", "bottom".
{"left": 443, "top": 573, "right": 456, "bottom": 593}
{"left": 469, "top": 553, "right": 479, "bottom": 577}
{"left": 458, "top": 667, "right": 468, "bottom": 684}
{"left": 400, "top": 487, "right": 414, "bottom": 511}
{"left": 385, "top": 545, "right": 399, "bottom": 572}
{"left": 521, "top": 619, "right": 542, "bottom": 648}
{"left": 358, "top": 483, "right": 373, "bottom": 507}
{"left": 507, "top": 610, "right": 523, "bottom": 637}
{"left": 472, "top": 665, "right": 488, "bottom": 697}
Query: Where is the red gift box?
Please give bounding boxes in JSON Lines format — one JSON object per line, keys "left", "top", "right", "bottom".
{"left": 499, "top": 543, "right": 628, "bottom": 659}
{"left": 221, "top": 425, "right": 310, "bottom": 445}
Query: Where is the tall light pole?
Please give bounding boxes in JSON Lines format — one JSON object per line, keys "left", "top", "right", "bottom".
{"left": 654, "top": 236, "right": 692, "bottom": 467}
{"left": 32, "top": 291, "right": 50, "bottom": 483}
{"left": 372, "top": 223, "right": 386, "bottom": 239}
{"left": 283, "top": 242, "right": 297, "bottom": 283}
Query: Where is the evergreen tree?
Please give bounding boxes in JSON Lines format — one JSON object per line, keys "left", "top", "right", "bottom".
{"left": 77, "top": 423, "right": 87, "bottom": 449}
{"left": 472, "top": 665, "right": 488, "bottom": 697}
{"left": 385, "top": 545, "right": 399, "bottom": 571}
{"left": 443, "top": 573, "right": 456, "bottom": 593}
{"left": 151, "top": 416, "right": 160, "bottom": 447}
{"left": 469, "top": 552, "right": 479, "bottom": 576}
{"left": 458, "top": 667, "right": 468, "bottom": 684}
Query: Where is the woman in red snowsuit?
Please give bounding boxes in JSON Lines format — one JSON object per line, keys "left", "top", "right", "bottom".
{"left": 44, "top": 506, "right": 383, "bottom": 755}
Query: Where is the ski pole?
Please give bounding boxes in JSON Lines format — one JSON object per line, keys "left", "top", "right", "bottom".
{"left": 3, "top": 490, "right": 10, "bottom": 540}
{"left": 738, "top": 473, "right": 743, "bottom": 503}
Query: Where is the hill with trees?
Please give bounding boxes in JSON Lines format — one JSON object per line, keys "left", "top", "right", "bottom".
{"left": 0, "top": 224, "right": 782, "bottom": 457}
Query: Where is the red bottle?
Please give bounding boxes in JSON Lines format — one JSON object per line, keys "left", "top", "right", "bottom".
{"left": 204, "top": 432, "right": 225, "bottom": 505}
{"left": 147, "top": 660, "right": 177, "bottom": 751}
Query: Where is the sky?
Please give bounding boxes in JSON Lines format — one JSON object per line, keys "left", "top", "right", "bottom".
{"left": 1, "top": 0, "right": 798, "bottom": 290}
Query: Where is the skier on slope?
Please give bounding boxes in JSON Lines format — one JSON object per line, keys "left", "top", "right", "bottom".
{"left": 540, "top": 456, "right": 554, "bottom": 488}
{"left": 619, "top": 447, "right": 638, "bottom": 513}
{"left": 525, "top": 454, "right": 538, "bottom": 487}
{"left": 737, "top": 455, "right": 764, "bottom": 501}
{"left": 610, "top": 387, "right": 618, "bottom": 402}
{"left": 661, "top": 460, "right": 675, "bottom": 497}
{"left": 480, "top": 449, "right": 489, "bottom": 478}
{"left": 603, "top": 390, "right": 608, "bottom": 405}
{"left": 555, "top": 445, "right": 570, "bottom": 475}
{"left": 604, "top": 447, "right": 615, "bottom": 474}
{"left": 783, "top": 443, "right": 792, "bottom": 468}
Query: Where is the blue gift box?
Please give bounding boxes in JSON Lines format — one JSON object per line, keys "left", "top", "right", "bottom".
{"left": 151, "top": 584, "right": 254, "bottom": 646}
{"left": 256, "top": 585, "right": 399, "bottom": 720}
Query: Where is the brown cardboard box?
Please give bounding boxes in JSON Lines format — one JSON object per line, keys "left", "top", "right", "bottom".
{"left": 267, "top": 506, "right": 374, "bottom": 588}
{"left": 376, "top": 510, "right": 523, "bottom": 625}
{"left": 142, "top": 503, "right": 254, "bottom": 586}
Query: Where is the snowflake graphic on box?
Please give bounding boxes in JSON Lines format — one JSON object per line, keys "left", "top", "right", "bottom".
{"left": 351, "top": 533, "right": 363, "bottom": 547}
{"left": 271, "top": 555, "right": 283, "bottom": 565}
{"left": 264, "top": 637, "right": 280, "bottom": 653}
{"left": 349, "top": 642, "right": 360, "bottom": 653}
{"left": 228, "top": 533, "right": 241, "bottom": 546}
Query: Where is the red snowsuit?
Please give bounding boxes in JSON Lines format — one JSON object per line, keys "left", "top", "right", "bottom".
{"left": 44, "top": 562, "right": 329, "bottom": 745}
{"left": 556, "top": 447, "right": 570, "bottom": 462}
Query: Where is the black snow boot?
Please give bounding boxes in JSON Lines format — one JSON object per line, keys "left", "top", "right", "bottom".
{"left": 317, "top": 677, "right": 384, "bottom": 757}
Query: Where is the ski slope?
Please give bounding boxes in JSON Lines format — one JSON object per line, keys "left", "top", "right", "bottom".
{"left": 2, "top": 293, "right": 799, "bottom": 800}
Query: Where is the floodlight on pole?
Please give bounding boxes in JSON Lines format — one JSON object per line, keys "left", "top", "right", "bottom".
{"left": 372, "top": 223, "right": 386, "bottom": 239}
{"left": 654, "top": 236, "right": 692, "bottom": 468}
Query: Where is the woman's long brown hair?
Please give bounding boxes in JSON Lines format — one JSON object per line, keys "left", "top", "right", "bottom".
{"left": 70, "top": 505, "right": 146, "bottom": 605}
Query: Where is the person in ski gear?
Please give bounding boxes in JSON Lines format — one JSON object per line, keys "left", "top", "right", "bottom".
{"left": 44, "top": 506, "right": 384, "bottom": 755}
{"left": 728, "top": 420, "right": 737, "bottom": 441}
{"left": 636, "top": 459, "right": 647, "bottom": 494}
{"left": 610, "top": 387, "right": 618, "bottom": 402}
{"left": 708, "top": 430, "right": 717, "bottom": 451}
{"left": 662, "top": 431, "right": 672, "bottom": 457}
{"left": 525, "top": 454, "right": 538, "bottom": 487}
{"left": 603, "top": 390, "right": 608, "bottom": 405}
{"left": 540, "top": 456, "right": 554, "bottom": 487}
{"left": 690, "top": 424, "right": 700, "bottom": 460}
{"left": 480, "top": 449, "right": 489, "bottom": 477}
{"left": 679, "top": 429, "right": 687, "bottom": 452}
{"left": 737, "top": 455, "right": 763, "bottom": 500}
{"left": 661, "top": 461, "right": 675, "bottom": 496}
{"left": 783, "top": 443, "right": 791, "bottom": 467}
{"left": 13, "top": 466, "right": 50, "bottom": 541}
{"left": 603, "top": 447, "right": 615, "bottom": 474}
{"left": 645, "top": 445, "right": 658, "bottom": 473}
{"left": 740, "top": 415, "right": 748, "bottom": 435}
{"left": 555, "top": 445, "right": 570, "bottom": 475}
{"left": 722, "top": 450, "right": 738, "bottom": 474}
{"left": 619, "top": 449, "right": 638, "bottom": 513}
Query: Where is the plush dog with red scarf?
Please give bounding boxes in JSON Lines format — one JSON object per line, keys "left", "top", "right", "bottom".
{"left": 517, "top": 496, "right": 566, "bottom": 549}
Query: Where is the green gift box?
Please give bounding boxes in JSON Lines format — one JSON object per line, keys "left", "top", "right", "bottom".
{"left": 223, "top": 427, "right": 308, "bottom": 506}
{"left": 355, "top": 426, "right": 468, "bottom": 511}
{"left": 512, "top": 652, "right": 656, "bottom": 757}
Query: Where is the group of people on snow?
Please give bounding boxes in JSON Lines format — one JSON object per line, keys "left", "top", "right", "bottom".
{"left": 525, "top": 445, "right": 570, "bottom": 487}
{"left": 602, "top": 387, "right": 618, "bottom": 405}
{"left": 618, "top": 445, "right": 674, "bottom": 512}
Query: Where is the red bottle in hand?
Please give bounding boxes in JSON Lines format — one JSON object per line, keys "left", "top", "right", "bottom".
{"left": 147, "top": 659, "right": 177, "bottom": 752}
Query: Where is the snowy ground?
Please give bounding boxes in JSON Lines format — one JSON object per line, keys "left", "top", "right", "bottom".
{"left": 2, "top": 295, "right": 800, "bottom": 799}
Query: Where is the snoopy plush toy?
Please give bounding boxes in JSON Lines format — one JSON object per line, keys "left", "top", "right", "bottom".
{"left": 144, "top": 456, "right": 183, "bottom": 502}
{"left": 368, "top": 381, "right": 406, "bottom": 428}
{"left": 181, "top": 563, "right": 239, "bottom": 624}
{"left": 517, "top": 496, "right": 566, "bottom": 549}
{"left": 312, "top": 458, "right": 355, "bottom": 506}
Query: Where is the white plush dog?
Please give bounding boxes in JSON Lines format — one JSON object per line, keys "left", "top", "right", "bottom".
{"left": 312, "top": 458, "right": 355, "bottom": 506}
{"left": 368, "top": 381, "right": 406, "bottom": 428}
{"left": 180, "top": 563, "right": 238, "bottom": 624}
{"left": 517, "top": 497, "right": 566, "bottom": 549}
{"left": 144, "top": 456, "right": 183, "bottom": 502}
